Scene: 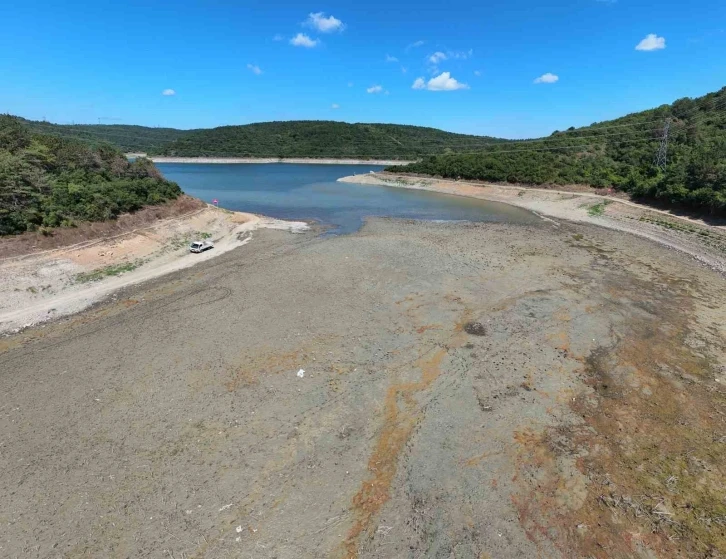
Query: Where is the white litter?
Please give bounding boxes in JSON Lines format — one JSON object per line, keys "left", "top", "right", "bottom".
{"left": 236, "top": 525, "right": 243, "bottom": 533}
{"left": 219, "top": 503, "right": 233, "bottom": 512}
{"left": 296, "top": 369, "right": 305, "bottom": 378}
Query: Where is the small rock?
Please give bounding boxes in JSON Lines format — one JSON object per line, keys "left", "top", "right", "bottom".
{"left": 464, "top": 321, "right": 487, "bottom": 336}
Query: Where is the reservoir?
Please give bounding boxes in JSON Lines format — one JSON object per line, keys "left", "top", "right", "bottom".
{"left": 156, "top": 163, "right": 538, "bottom": 234}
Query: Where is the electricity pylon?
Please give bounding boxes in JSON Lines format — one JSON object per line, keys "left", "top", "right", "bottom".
{"left": 654, "top": 118, "right": 671, "bottom": 172}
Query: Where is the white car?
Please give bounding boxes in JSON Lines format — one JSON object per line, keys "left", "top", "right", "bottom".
{"left": 189, "top": 240, "right": 214, "bottom": 253}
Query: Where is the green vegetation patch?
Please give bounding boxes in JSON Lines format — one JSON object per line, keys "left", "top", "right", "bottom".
{"left": 18, "top": 117, "right": 189, "bottom": 153}
{"left": 387, "top": 86, "right": 726, "bottom": 217}
{"left": 150, "top": 121, "right": 507, "bottom": 159}
{"left": 639, "top": 215, "right": 701, "bottom": 233}
{"left": 74, "top": 259, "right": 145, "bottom": 283}
{"left": 0, "top": 115, "right": 182, "bottom": 236}
{"left": 587, "top": 200, "right": 611, "bottom": 216}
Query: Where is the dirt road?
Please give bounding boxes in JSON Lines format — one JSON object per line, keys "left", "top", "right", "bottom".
{"left": 1, "top": 218, "right": 725, "bottom": 558}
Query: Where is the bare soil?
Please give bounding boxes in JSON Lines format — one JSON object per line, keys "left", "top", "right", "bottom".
{"left": 0, "top": 205, "right": 308, "bottom": 334}
{"left": 0, "top": 196, "right": 206, "bottom": 259}
{"left": 1, "top": 218, "right": 724, "bottom": 558}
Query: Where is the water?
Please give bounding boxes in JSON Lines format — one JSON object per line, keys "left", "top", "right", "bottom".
{"left": 156, "top": 163, "right": 538, "bottom": 234}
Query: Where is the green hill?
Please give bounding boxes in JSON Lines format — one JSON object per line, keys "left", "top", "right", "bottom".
{"left": 388, "top": 87, "right": 726, "bottom": 215}
{"left": 149, "top": 121, "right": 508, "bottom": 159}
{"left": 0, "top": 115, "right": 181, "bottom": 236}
{"left": 17, "top": 118, "right": 189, "bottom": 153}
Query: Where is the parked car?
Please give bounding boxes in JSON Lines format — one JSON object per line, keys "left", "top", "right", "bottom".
{"left": 189, "top": 240, "right": 214, "bottom": 253}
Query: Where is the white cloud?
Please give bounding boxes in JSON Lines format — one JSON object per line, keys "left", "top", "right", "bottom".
{"left": 246, "top": 64, "right": 262, "bottom": 75}
{"left": 161, "top": 89, "right": 176, "bottom": 96}
{"left": 305, "top": 12, "right": 345, "bottom": 33}
{"left": 533, "top": 72, "right": 559, "bottom": 84}
{"left": 367, "top": 85, "right": 383, "bottom": 94}
{"left": 331, "top": 103, "right": 340, "bottom": 109}
{"left": 428, "top": 51, "right": 447, "bottom": 64}
{"left": 290, "top": 33, "right": 319, "bottom": 48}
{"left": 273, "top": 33, "right": 284, "bottom": 41}
{"left": 401, "top": 66, "right": 408, "bottom": 74}
{"left": 385, "top": 54, "right": 398, "bottom": 62}
{"left": 406, "top": 40, "right": 425, "bottom": 51}
{"left": 449, "top": 49, "right": 473, "bottom": 59}
{"left": 412, "top": 72, "right": 469, "bottom": 91}
{"left": 427, "top": 72, "right": 469, "bottom": 91}
{"left": 474, "top": 70, "right": 481, "bottom": 76}
{"left": 635, "top": 33, "right": 666, "bottom": 51}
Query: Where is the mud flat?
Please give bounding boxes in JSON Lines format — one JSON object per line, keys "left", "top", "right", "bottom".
{"left": 340, "top": 172, "right": 726, "bottom": 274}
{"left": 1, "top": 214, "right": 725, "bottom": 558}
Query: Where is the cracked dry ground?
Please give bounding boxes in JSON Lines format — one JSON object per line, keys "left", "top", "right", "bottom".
{"left": 1, "top": 218, "right": 725, "bottom": 558}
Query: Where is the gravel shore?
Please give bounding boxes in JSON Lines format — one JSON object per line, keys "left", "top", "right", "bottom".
{"left": 2, "top": 217, "right": 725, "bottom": 557}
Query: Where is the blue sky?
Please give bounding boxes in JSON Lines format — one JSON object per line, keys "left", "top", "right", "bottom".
{"left": 2, "top": 0, "right": 724, "bottom": 138}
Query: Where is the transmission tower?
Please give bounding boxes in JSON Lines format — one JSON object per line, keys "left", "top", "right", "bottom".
{"left": 654, "top": 118, "right": 671, "bottom": 172}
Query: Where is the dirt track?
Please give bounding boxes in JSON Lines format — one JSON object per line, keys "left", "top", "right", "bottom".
{"left": 0, "top": 206, "right": 307, "bottom": 334}
{"left": 1, "top": 218, "right": 725, "bottom": 558}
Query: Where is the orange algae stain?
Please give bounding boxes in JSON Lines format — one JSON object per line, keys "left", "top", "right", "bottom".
{"left": 342, "top": 315, "right": 470, "bottom": 558}
{"left": 342, "top": 346, "right": 448, "bottom": 557}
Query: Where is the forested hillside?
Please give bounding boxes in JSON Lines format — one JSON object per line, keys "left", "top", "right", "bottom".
{"left": 388, "top": 87, "right": 726, "bottom": 215}
{"left": 18, "top": 118, "right": 189, "bottom": 153}
{"left": 150, "top": 121, "right": 507, "bottom": 159}
{"left": 0, "top": 115, "right": 181, "bottom": 235}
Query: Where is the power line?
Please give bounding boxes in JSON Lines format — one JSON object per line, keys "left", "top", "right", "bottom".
{"left": 408, "top": 122, "right": 692, "bottom": 156}
{"left": 27, "top": 122, "right": 677, "bottom": 151}
{"left": 17, "top": 94, "right": 726, "bottom": 154}
{"left": 654, "top": 118, "right": 671, "bottom": 172}
{"left": 26, "top": 98, "right": 726, "bottom": 150}
{"left": 18, "top": 106, "right": 709, "bottom": 147}
{"left": 414, "top": 135, "right": 675, "bottom": 157}
{"left": 172, "top": 134, "right": 683, "bottom": 160}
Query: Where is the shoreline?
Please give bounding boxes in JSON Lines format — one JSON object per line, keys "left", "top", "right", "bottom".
{"left": 127, "top": 154, "right": 413, "bottom": 166}
{"left": 338, "top": 172, "right": 726, "bottom": 273}
{"left": 5, "top": 170, "right": 725, "bottom": 334}
{"left": 0, "top": 206, "right": 308, "bottom": 334}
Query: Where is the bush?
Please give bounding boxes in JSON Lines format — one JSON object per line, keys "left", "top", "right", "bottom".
{"left": 386, "top": 87, "right": 726, "bottom": 217}
{"left": 0, "top": 117, "right": 181, "bottom": 235}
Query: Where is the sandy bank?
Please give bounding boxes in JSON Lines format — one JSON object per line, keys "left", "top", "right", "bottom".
{"left": 339, "top": 172, "right": 726, "bottom": 273}
{"left": 0, "top": 206, "right": 308, "bottom": 334}
{"left": 130, "top": 155, "right": 414, "bottom": 166}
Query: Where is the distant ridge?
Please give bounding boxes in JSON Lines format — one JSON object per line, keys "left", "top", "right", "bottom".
{"left": 15, "top": 117, "right": 190, "bottom": 153}
{"left": 148, "top": 120, "right": 508, "bottom": 160}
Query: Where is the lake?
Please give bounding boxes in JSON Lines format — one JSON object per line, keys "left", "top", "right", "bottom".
{"left": 156, "top": 163, "right": 538, "bottom": 234}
